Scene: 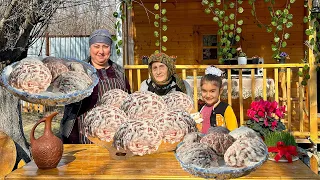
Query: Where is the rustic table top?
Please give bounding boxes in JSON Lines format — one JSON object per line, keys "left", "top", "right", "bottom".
{"left": 5, "top": 144, "right": 320, "bottom": 180}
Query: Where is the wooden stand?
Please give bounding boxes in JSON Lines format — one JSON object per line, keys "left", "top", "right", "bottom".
{"left": 87, "top": 136, "right": 180, "bottom": 160}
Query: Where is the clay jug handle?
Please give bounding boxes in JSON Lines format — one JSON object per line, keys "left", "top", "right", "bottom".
{"left": 30, "top": 112, "right": 58, "bottom": 144}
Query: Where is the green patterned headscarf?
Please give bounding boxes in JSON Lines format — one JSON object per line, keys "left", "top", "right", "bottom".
{"left": 148, "top": 52, "right": 186, "bottom": 93}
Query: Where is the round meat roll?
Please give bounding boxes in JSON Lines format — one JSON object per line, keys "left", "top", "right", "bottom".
{"left": 66, "top": 61, "right": 85, "bottom": 72}
{"left": 182, "top": 132, "right": 203, "bottom": 144}
{"left": 113, "top": 120, "right": 162, "bottom": 156}
{"left": 99, "top": 89, "right": 129, "bottom": 108}
{"left": 52, "top": 71, "right": 92, "bottom": 94}
{"left": 42, "top": 56, "right": 65, "bottom": 64}
{"left": 120, "top": 91, "right": 167, "bottom": 120}
{"left": 162, "top": 91, "right": 194, "bottom": 113}
{"left": 200, "top": 132, "right": 235, "bottom": 156}
{"left": 229, "top": 126, "right": 260, "bottom": 140}
{"left": 224, "top": 137, "right": 267, "bottom": 167}
{"left": 9, "top": 57, "right": 52, "bottom": 94}
{"left": 151, "top": 110, "right": 198, "bottom": 144}
{"left": 83, "top": 105, "right": 128, "bottom": 142}
{"left": 176, "top": 142, "right": 219, "bottom": 168}
{"left": 207, "top": 126, "right": 230, "bottom": 134}
{"left": 43, "top": 57, "right": 69, "bottom": 81}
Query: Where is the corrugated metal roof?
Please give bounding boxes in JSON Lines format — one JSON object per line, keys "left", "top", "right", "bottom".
{"left": 27, "top": 36, "right": 122, "bottom": 66}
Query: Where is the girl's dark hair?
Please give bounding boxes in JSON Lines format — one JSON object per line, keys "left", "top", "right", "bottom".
{"left": 200, "top": 74, "right": 222, "bottom": 88}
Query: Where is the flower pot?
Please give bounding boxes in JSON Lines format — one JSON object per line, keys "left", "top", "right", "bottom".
{"left": 268, "top": 152, "right": 299, "bottom": 163}
{"left": 279, "top": 57, "right": 286, "bottom": 64}
{"left": 238, "top": 57, "right": 247, "bottom": 65}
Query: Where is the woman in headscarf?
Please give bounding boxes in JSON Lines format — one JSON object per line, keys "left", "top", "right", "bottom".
{"left": 60, "top": 29, "right": 131, "bottom": 144}
{"left": 140, "top": 52, "right": 192, "bottom": 97}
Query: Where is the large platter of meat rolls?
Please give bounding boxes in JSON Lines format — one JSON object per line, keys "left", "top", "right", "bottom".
{"left": 175, "top": 126, "right": 268, "bottom": 179}
{"left": 1, "top": 57, "right": 98, "bottom": 106}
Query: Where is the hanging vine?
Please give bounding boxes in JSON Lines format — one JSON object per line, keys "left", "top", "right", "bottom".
{"left": 112, "top": 1, "right": 132, "bottom": 56}
{"left": 154, "top": 0, "right": 168, "bottom": 54}
{"left": 248, "top": 0, "right": 296, "bottom": 62}
{"left": 201, "top": 0, "right": 244, "bottom": 64}
{"left": 299, "top": 1, "right": 320, "bottom": 86}
{"left": 112, "top": 0, "right": 168, "bottom": 56}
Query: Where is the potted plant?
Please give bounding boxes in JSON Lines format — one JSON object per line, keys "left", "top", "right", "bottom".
{"left": 274, "top": 52, "right": 290, "bottom": 64}
{"left": 264, "top": 131, "right": 298, "bottom": 163}
{"left": 245, "top": 99, "right": 286, "bottom": 138}
{"left": 237, "top": 47, "right": 247, "bottom": 65}
{"left": 248, "top": 0, "right": 295, "bottom": 63}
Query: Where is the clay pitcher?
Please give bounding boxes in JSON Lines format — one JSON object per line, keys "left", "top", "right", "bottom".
{"left": 30, "top": 112, "right": 63, "bottom": 169}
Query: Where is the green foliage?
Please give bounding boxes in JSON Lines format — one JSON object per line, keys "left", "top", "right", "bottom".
{"left": 300, "top": 3, "right": 320, "bottom": 86}
{"left": 264, "top": 131, "right": 297, "bottom": 147}
{"left": 246, "top": 119, "right": 286, "bottom": 137}
{"left": 201, "top": 0, "right": 244, "bottom": 63}
{"left": 112, "top": 0, "right": 134, "bottom": 56}
{"left": 248, "top": 0, "right": 296, "bottom": 62}
{"left": 154, "top": 0, "right": 168, "bottom": 54}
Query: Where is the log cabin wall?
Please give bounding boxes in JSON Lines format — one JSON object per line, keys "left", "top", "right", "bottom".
{"left": 132, "top": 0, "right": 305, "bottom": 66}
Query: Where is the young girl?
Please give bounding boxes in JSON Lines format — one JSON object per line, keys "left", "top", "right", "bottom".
{"left": 200, "top": 66, "right": 238, "bottom": 134}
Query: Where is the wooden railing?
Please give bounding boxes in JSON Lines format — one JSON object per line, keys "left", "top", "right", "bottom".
{"left": 124, "top": 63, "right": 319, "bottom": 143}
{"left": 19, "top": 63, "right": 318, "bottom": 143}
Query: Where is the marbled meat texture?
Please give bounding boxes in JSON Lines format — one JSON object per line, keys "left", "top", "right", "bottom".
{"left": 113, "top": 120, "right": 162, "bottom": 156}
{"left": 43, "top": 59, "right": 69, "bottom": 81}
{"left": 224, "top": 136, "right": 267, "bottom": 167}
{"left": 207, "top": 126, "right": 230, "bottom": 134}
{"left": 52, "top": 71, "right": 92, "bottom": 94}
{"left": 9, "top": 58, "right": 52, "bottom": 94}
{"left": 83, "top": 105, "right": 128, "bottom": 142}
{"left": 162, "top": 91, "right": 194, "bottom": 113}
{"left": 66, "top": 61, "right": 85, "bottom": 72}
{"left": 176, "top": 142, "right": 219, "bottom": 168}
{"left": 151, "top": 110, "right": 198, "bottom": 144}
{"left": 99, "top": 89, "right": 129, "bottom": 108}
{"left": 229, "top": 126, "right": 260, "bottom": 140}
{"left": 200, "top": 132, "right": 235, "bottom": 156}
{"left": 182, "top": 132, "right": 203, "bottom": 144}
{"left": 120, "top": 91, "right": 167, "bottom": 120}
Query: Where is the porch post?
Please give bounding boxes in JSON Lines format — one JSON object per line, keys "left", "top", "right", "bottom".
{"left": 126, "top": 5, "right": 135, "bottom": 65}
{"left": 308, "top": 0, "right": 318, "bottom": 143}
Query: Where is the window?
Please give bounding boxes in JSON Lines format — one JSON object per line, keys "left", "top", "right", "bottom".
{"left": 194, "top": 25, "right": 238, "bottom": 65}
{"left": 202, "top": 35, "right": 218, "bottom": 60}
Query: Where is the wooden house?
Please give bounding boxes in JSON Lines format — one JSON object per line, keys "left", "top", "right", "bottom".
{"left": 121, "top": 0, "right": 319, "bottom": 143}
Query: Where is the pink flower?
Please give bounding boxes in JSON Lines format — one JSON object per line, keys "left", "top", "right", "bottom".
{"left": 271, "top": 120, "right": 278, "bottom": 129}
{"left": 257, "top": 110, "right": 265, "bottom": 117}
{"left": 264, "top": 119, "right": 269, "bottom": 126}
{"left": 247, "top": 109, "right": 256, "bottom": 118}
{"left": 269, "top": 101, "right": 278, "bottom": 113}
{"left": 237, "top": 47, "right": 242, "bottom": 51}
{"left": 275, "top": 109, "right": 284, "bottom": 118}
{"left": 253, "top": 117, "right": 259, "bottom": 122}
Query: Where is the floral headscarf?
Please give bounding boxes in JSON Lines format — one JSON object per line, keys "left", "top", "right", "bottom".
{"left": 148, "top": 52, "right": 186, "bottom": 94}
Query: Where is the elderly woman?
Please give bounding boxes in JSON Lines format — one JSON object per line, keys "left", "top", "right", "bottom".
{"left": 140, "top": 53, "right": 192, "bottom": 97}
{"left": 60, "top": 29, "right": 131, "bottom": 144}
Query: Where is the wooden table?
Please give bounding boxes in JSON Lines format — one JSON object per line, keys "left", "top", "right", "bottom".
{"left": 5, "top": 144, "right": 320, "bottom": 180}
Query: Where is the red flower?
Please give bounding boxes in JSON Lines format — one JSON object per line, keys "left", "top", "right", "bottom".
{"left": 257, "top": 110, "right": 265, "bottom": 117}
{"left": 264, "top": 119, "right": 269, "bottom": 126}
{"left": 275, "top": 109, "right": 284, "bottom": 118}
{"left": 269, "top": 101, "right": 278, "bottom": 113}
{"left": 253, "top": 117, "right": 259, "bottom": 122}
{"left": 271, "top": 120, "right": 278, "bottom": 129}
{"left": 247, "top": 109, "right": 256, "bottom": 118}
